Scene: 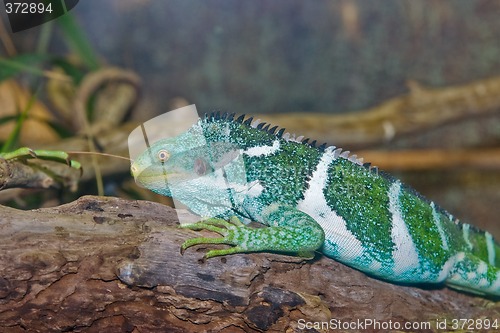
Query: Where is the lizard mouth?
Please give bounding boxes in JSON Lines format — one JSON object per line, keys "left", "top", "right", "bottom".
{"left": 130, "top": 164, "right": 140, "bottom": 179}
{"left": 131, "top": 163, "right": 185, "bottom": 188}
{"left": 130, "top": 161, "right": 168, "bottom": 178}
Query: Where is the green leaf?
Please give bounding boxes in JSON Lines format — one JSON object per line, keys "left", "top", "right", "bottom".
{"left": 57, "top": 14, "right": 100, "bottom": 70}
{"left": 0, "top": 115, "right": 19, "bottom": 126}
{"left": 0, "top": 54, "right": 53, "bottom": 82}
{"left": 0, "top": 89, "right": 39, "bottom": 153}
{"left": 52, "top": 57, "right": 86, "bottom": 84}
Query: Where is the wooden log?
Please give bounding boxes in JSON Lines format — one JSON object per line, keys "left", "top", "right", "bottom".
{"left": 0, "top": 196, "right": 497, "bottom": 332}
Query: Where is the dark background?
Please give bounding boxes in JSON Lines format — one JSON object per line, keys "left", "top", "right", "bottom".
{"left": 8, "top": 0, "right": 500, "bottom": 118}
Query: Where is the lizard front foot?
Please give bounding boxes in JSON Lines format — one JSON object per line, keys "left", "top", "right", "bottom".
{"left": 180, "top": 216, "right": 248, "bottom": 259}
{"left": 179, "top": 209, "right": 324, "bottom": 260}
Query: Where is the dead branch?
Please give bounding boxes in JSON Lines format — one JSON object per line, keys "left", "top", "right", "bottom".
{"left": 0, "top": 158, "right": 62, "bottom": 190}
{"left": 359, "top": 148, "right": 500, "bottom": 171}
{"left": 256, "top": 76, "right": 500, "bottom": 148}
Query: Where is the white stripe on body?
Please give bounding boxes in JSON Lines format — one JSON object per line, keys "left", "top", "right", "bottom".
{"left": 297, "top": 147, "right": 365, "bottom": 262}
{"left": 388, "top": 181, "right": 421, "bottom": 276}
{"left": 462, "top": 223, "right": 473, "bottom": 250}
{"left": 485, "top": 232, "right": 496, "bottom": 266}
{"left": 430, "top": 202, "right": 450, "bottom": 251}
{"left": 243, "top": 140, "right": 280, "bottom": 157}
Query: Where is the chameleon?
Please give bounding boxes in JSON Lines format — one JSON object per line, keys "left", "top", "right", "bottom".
{"left": 130, "top": 112, "right": 500, "bottom": 296}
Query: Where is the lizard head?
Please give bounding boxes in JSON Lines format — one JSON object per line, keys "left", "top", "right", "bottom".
{"left": 131, "top": 137, "right": 206, "bottom": 195}
{"left": 131, "top": 134, "right": 244, "bottom": 199}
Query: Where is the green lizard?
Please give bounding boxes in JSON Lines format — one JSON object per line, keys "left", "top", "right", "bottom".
{"left": 130, "top": 112, "right": 500, "bottom": 296}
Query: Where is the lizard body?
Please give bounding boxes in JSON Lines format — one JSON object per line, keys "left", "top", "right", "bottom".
{"left": 131, "top": 113, "right": 500, "bottom": 296}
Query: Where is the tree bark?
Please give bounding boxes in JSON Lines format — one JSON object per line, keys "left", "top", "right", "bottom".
{"left": 0, "top": 196, "right": 498, "bottom": 332}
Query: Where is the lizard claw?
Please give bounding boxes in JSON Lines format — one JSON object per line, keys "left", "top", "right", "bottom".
{"left": 179, "top": 217, "right": 247, "bottom": 258}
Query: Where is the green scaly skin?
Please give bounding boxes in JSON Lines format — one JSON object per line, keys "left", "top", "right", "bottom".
{"left": 131, "top": 113, "right": 500, "bottom": 297}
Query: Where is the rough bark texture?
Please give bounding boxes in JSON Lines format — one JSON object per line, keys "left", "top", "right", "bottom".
{"left": 0, "top": 196, "right": 498, "bottom": 332}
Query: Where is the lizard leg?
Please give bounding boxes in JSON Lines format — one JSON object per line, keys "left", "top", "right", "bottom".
{"left": 180, "top": 236, "right": 229, "bottom": 255}
{"left": 180, "top": 204, "right": 325, "bottom": 259}
{"left": 180, "top": 217, "right": 244, "bottom": 255}
{"left": 445, "top": 252, "right": 500, "bottom": 296}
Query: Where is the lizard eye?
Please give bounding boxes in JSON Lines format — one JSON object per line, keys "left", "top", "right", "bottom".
{"left": 157, "top": 150, "right": 170, "bottom": 163}
{"left": 194, "top": 158, "right": 208, "bottom": 176}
